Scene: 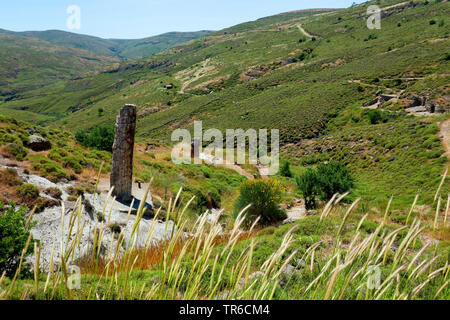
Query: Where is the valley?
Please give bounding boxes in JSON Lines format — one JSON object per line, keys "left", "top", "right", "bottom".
{"left": 0, "top": 0, "right": 449, "bottom": 301}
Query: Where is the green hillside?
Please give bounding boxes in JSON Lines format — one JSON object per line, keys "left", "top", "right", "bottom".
{"left": 0, "top": 32, "right": 119, "bottom": 107}
{"left": 109, "top": 31, "right": 214, "bottom": 60}
{"left": 0, "top": 0, "right": 449, "bottom": 208}
{"left": 0, "top": 29, "right": 212, "bottom": 121}
{"left": 0, "top": 29, "right": 213, "bottom": 60}
{"left": 1, "top": 1, "right": 450, "bottom": 302}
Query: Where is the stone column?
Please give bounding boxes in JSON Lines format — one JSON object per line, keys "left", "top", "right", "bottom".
{"left": 110, "top": 104, "right": 137, "bottom": 201}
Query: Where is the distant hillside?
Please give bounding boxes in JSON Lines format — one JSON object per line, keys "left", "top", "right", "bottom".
{"left": 3, "top": 1, "right": 447, "bottom": 135}
{"left": 0, "top": 32, "right": 119, "bottom": 105}
{"left": 0, "top": 29, "right": 213, "bottom": 60}
{"left": 1, "top": 0, "right": 448, "bottom": 207}
{"left": 110, "top": 31, "right": 214, "bottom": 60}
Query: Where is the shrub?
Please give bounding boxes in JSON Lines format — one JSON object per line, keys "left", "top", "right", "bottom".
{"left": 18, "top": 184, "right": 40, "bottom": 201}
{"left": 48, "top": 148, "right": 68, "bottom": 162}
{"left": 97, "top": 212, "right": 105, "bottom": 222}
{"left": 367, "top": 109, "right": 388, "bottom": 124}
{"left": 364, "top": 34, "right": 378, "bottom": 41}
{"left": 67, "top": 195, "right": 78, "bottom": 202}
{"left": 75, "top": 124, "right": 115, "bottom": 152}
{"left": 296, "top": 162, "right": 354, "bottom": 206}
{"left": 45, "top": 187, "right": 62, "bottom": 200}
{"left": 61, "top": 156, "right": 85, "bottom": 174}
{"left": 4, "top": 143, "right": 27, "bottom": 161}
{"left": 429, "top": 19, "right": 436, "bottom": 25}
{"left": 280, "top": 161, "right": 293, "bottom": 177}
{"left": 29, "top": 155, "right": 69, "bottom": 182}
{"left": 316, "top": 162, "right": 355, "bottom": 200}
{"left": 0, "top": 204, "right": 35, "bottom": 277}
{"left": 296, "top": 168, "right": 320, "bottom": 210}
{"left": 109, "top": 223, "right": 122, "bottom": 235}
{"left": 234, "top": 179, "right": 286, "bottom": 227}
{"left": 66, "top": 186, "right": 85, "bottom": 197}
{"left": 0, "top": 168, "right": 22, "bottom": 186}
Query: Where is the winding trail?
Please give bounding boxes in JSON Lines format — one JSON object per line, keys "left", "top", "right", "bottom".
{"left": 284, "top": 202, "right": 307, "bottom": 223}
{"left": 382, "top": 1, "right": 409, "bottom": 11}
{"left": 297, "top": 24, "right": 314, "bottom": 39}
{"left": 199, "top": 152, "right": 255, "bottom": 180}
{"left": 179, "top": 59, "right": 211, "bottom": 94}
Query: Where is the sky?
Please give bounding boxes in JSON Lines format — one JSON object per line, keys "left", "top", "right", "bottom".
{"left": 0, "top": 0, "right": 366, "bottom": 39}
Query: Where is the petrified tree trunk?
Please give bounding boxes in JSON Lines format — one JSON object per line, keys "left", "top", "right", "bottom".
{"left": 110, "top": 104, "right": 137, "bottom": 201}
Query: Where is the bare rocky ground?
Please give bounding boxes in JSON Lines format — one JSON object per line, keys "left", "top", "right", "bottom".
{"left": 0, "top": 156, "right": 177, "bottom": 272}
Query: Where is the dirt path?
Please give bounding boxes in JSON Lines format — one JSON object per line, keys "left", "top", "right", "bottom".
{"left": 297, "top": 24, "right": 314, "bottom": 39}
{"left": 199, "top": 152, "right": 255, "bottom": 180}
{"left": 283, "top": 198, "right": 307, "bottom": 223}
{"left": 257, "top": 164, "right": 270, "bottom": 179}
{"left": 180, "top": 59, "right": 211, "bottom": 94}
{"left": 382, "top": 1, "right": 409, "bottom": 11}
{"left": 224, "top": 163, "right": 255, "bottom": 180}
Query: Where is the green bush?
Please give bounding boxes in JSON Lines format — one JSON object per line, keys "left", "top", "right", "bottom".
{"left": 44, "top": 187, "right": 62, "bottom": 200}
{"left": 367, "top": 109, "right": 388, "bottom": 124}
{"left": 4, "top": 143, "right": 27, "bottom": 161}
{"left": 75, "top": 124, "right": 115, "bottom": 152}
{"left": 296, "top": 168, "right": 320, "bottom": 210}
{"left": 18, "top": 184, "right": 40, "bottom": 201}
{"left": 296, "top": 162, "right": 354, "bottom": 208}
{"left": 61, "top": 156, "right": 85, "bottom": 174}
{"left": 0, "top": 204, "right": 35, "bottom": 277}
{"left": 48, "top": 148, "right": 68, "bottom": 162}
{"left": 316, "top": 162, "right": 354, "bottom": 200}
{"left": 280, "top": 161, "right": 293, "bottom": 177}
{"left": 29, "top": 155, "right": 70, "bottom": 182}
{"left": 234, "top": 179, "right": 286, "bottom": 227}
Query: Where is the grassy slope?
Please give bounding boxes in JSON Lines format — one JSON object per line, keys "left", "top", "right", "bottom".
{"left": 0, "top": 29, "right": 212, "bottom": 124}
{"left": 0, "top": 0, "right": 449, "bottom": 208}
{"left": 0, "top": 29, "right": 213, "bottom": 60}
{"left": 0, "top": 114, "right": 245, "bottom": 216}
{"left": 0, "top": 32, "right": 119, "bottom": 109}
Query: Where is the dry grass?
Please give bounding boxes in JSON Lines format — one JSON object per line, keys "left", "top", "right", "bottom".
{"left": 1, "top": 177, "right": 448, "bottom": 300}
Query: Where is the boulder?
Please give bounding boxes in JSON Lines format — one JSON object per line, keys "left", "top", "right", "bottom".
{"left": 27, "top": 135, "right": 51, "bottom": 151}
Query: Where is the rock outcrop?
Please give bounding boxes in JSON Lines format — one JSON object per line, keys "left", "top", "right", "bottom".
{"left": 29, "top": 192, "right": 176, "bottom": 272}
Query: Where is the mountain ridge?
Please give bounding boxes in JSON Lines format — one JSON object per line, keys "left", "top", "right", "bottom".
{"left": 0, "top": 28, "right": 213, "bottom": 60}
